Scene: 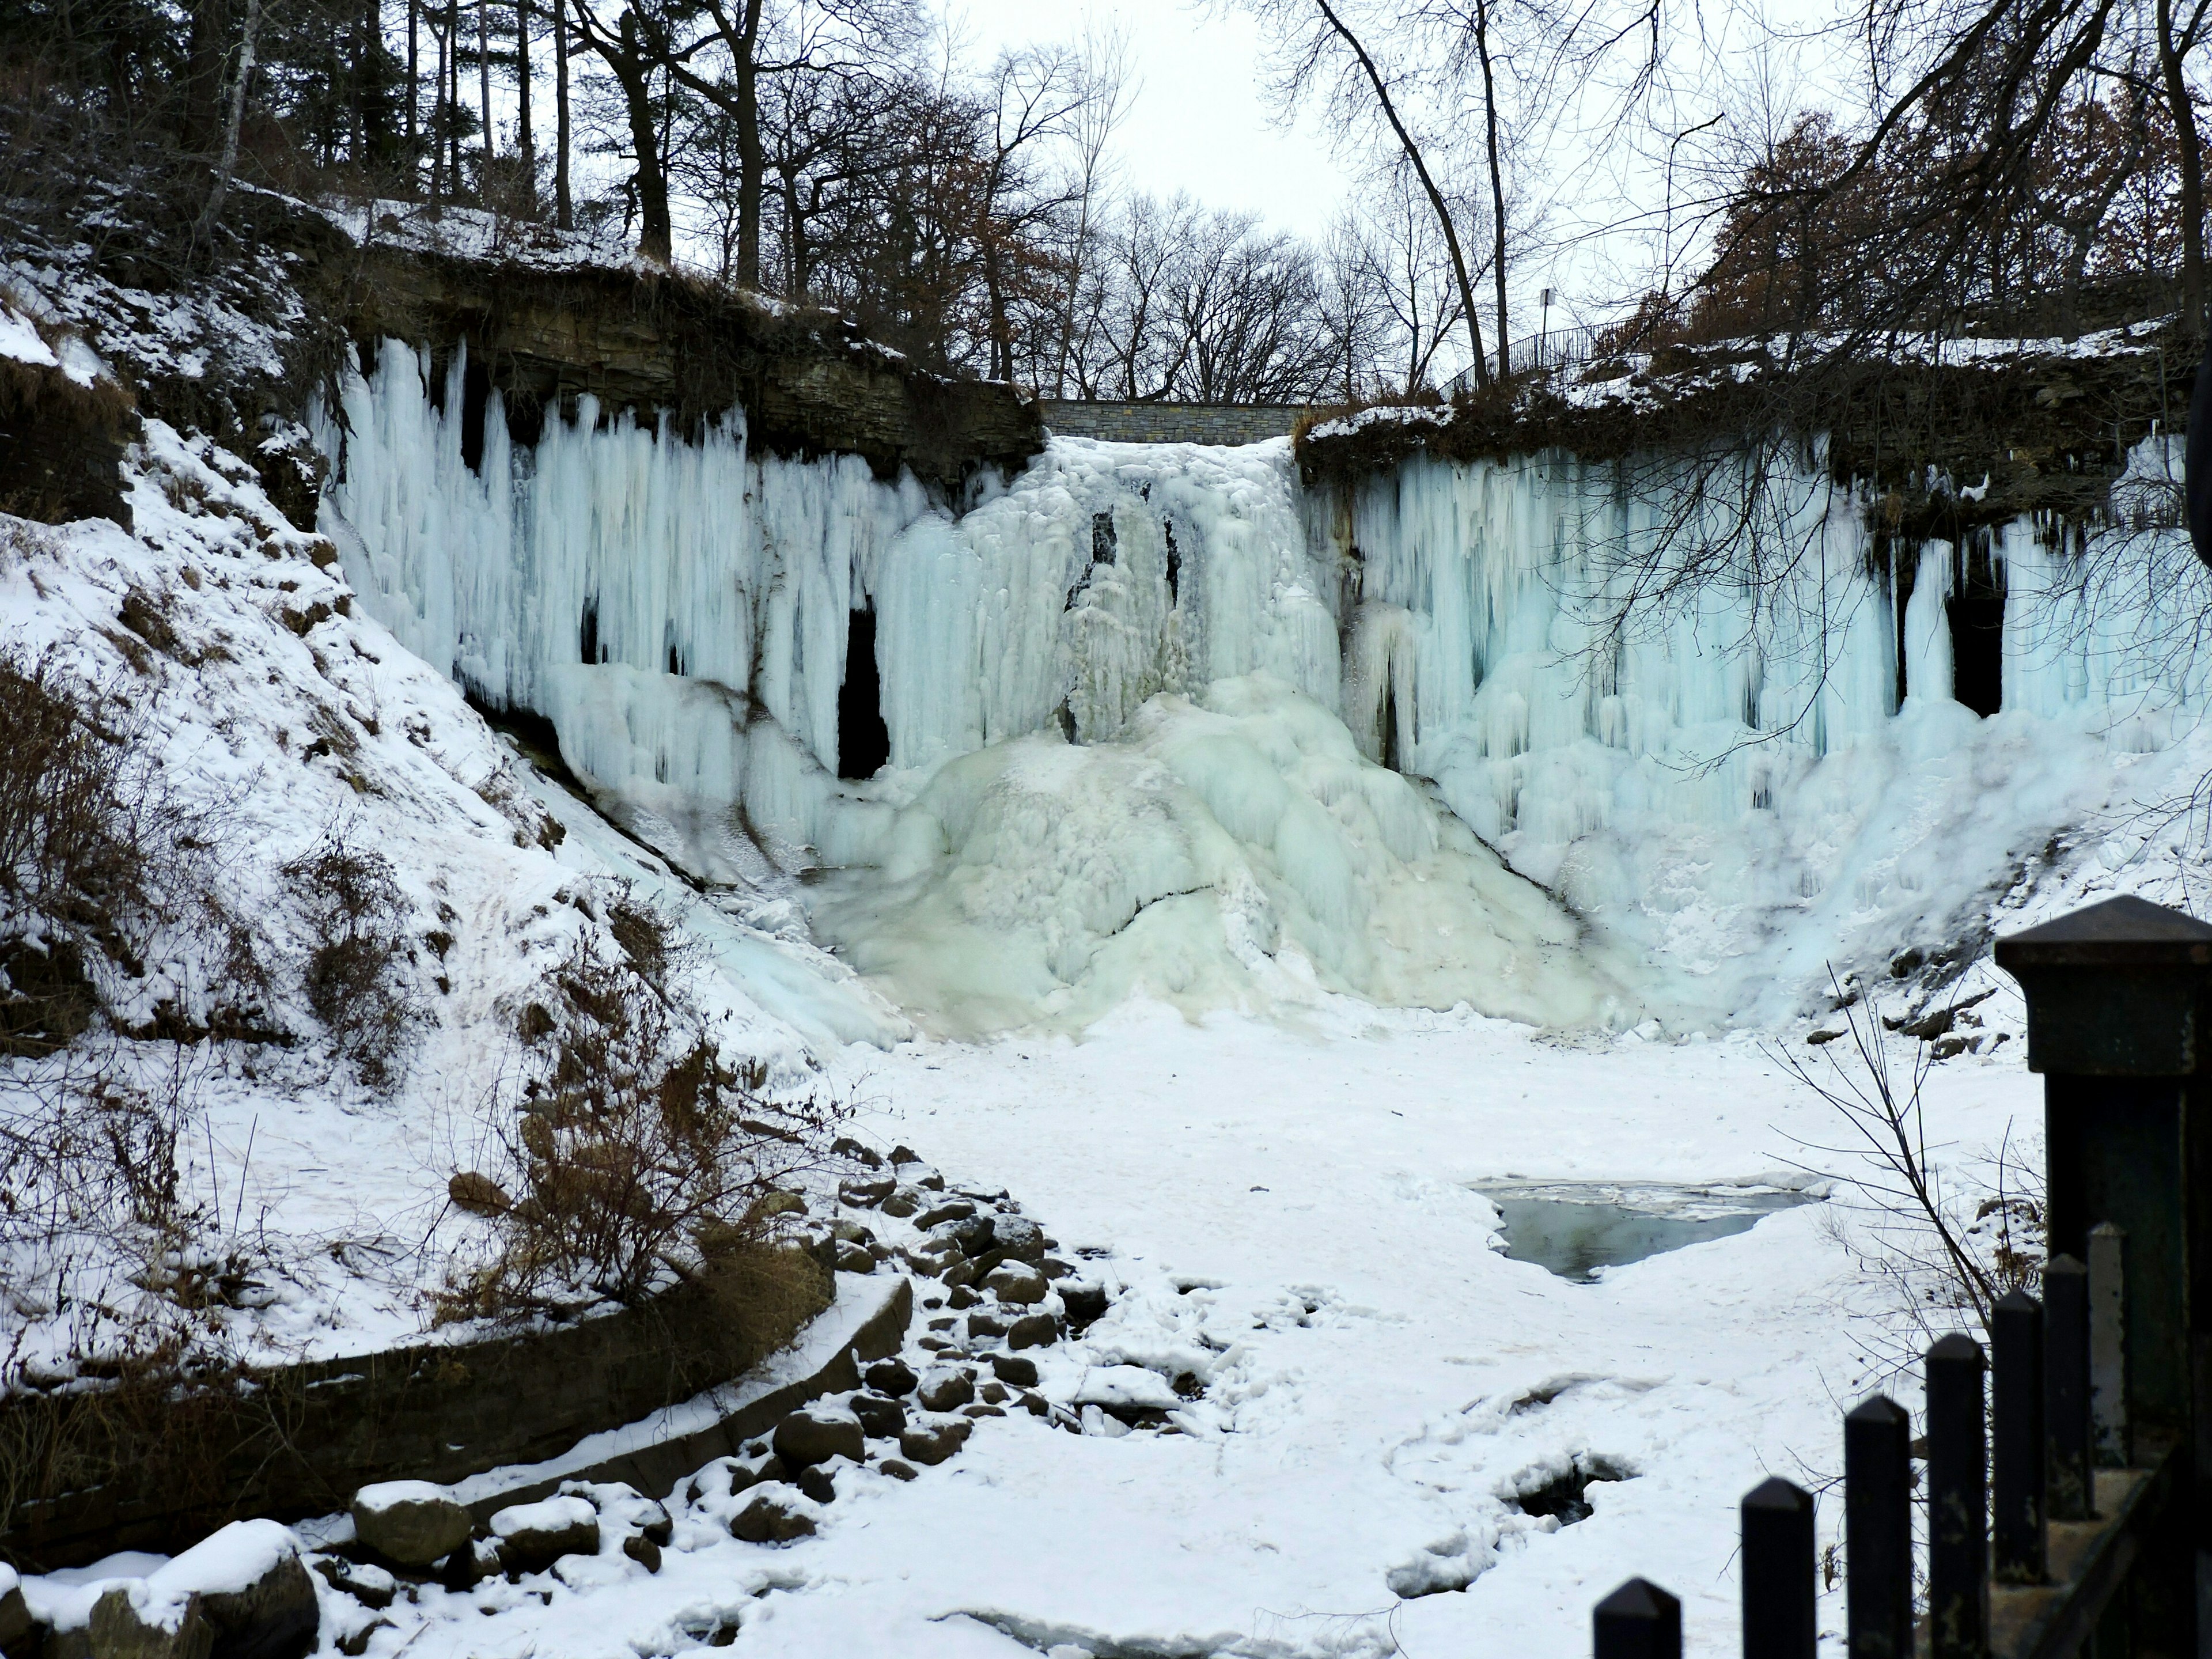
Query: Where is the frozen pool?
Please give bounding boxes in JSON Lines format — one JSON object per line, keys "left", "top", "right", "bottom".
{"left": 1474, "top": 1181, "right": 1820, "bottom": 1281}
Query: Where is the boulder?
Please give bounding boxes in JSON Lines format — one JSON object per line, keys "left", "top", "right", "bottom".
{"left": 896, "top": 1420, "right": 972, "bottom": 1467}
{"left": 772, "top": 1406, "right": 865, "bottom": 1467}
{"left": 990, "top": 1354, "right": 1040, "bottom": 1388}
{"left": 351, "top": 1480, "right": 472, "bottom": 1568}
{"left": 946, "top": 1285, "right": 982, "bottom": 1310}
{"left": 311, "top": 1559, "right": 396, "bottom": 1611}
{"left": 831, "top": 1136, "right": 884, "bottom": 1168}
{"left": 966, "top": 1310, "right": 1008, "bottom": 1341}
{"left": 148, "top": 1520, "right": 319, "bottom": 1659}
{"left": 0, "top": 1570, "right": 30, "bottom": 1657}
{"left": 983, "top": 1262, "right": 1048, "bottom": 1305}
{"left": 834, "top": 1241, "right": 876, "bottom": 1274}
{"left": 916, "top": 1200, "right": 978, "bottom": 1232}
{"left": 989, "top": 1215, "right": 1047, "bottom": 1264}
{"left": 794, "top": 1465, "right": 837, "bottom": 1505}
{"left": 850, "top": 1393, "right": 908, "bottom": 1438}
{"left": 889, "top": 1145, "right": 921, "bottom": 1165}
{"left": 86, "top": 1587, "right": 213, "bottom": 1659}
{"left": 1007, "top": 1312, "right": 1061, "bottom": 1350}
{"left": 730, "top": 1489, "right": 817, "bottom": 1544}
{"left": 621, "top": 1535, "right": 662, "bottom": 1574}
{"left": 916, "top": 1369, "right": 975, "bottom": 1412}
{"left": 838, "top": 1176, "right": 895, "bottom": 1207}
{"left": 878, "top": 1188, "right": 922, "bottom": 1218}
{"left": 863, "top": 1358, "right": 917, "bottom": 1396}
{"left": 878, "top": 1459, "right": 918, "bottom": 1482}
{"left": 489, "top": 1495, "right": 600, "bottom": 1574}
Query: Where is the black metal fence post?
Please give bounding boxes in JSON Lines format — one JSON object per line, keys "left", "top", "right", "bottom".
{"left": 1595, "top": 1578, "right": 1682, "bottom": 1659}
{"left": 1996, "top": 895, "right": 2212, "bottom": 1654}
{"left": 1992, "top": 1289, "right": 2047, "bottom": 1583}
{"left": 1742, "top": 1478, "right": 1815, "bottom": 1659}
{"left": 2086, "top": 1221, "right": 2128, "bottom": 1468}
{"left": 1928, "top": 1332, "right": 1990, "bottom": 1659}
{"left": 2044, "top": 1254, "right": 2093, "bottom": 1521}
{"left": 1845, "top": 1396, "right": 1914, "bottom": 1659}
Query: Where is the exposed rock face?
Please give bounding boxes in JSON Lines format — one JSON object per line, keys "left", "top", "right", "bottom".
{"left": 321, "top": 248, "right": 1042, "bottom": 491}
{"left": 1294, "top": 332, "right": 2196, "bottom": 538}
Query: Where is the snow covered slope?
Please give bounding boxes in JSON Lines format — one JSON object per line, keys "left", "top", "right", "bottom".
{"left": 320, "top": 336, "right": 2212, "bottom": 1036}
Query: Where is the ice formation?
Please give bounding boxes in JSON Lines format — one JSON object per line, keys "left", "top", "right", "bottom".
{"left": 318, "top": 339, "right": 2212, "bottom": 1031}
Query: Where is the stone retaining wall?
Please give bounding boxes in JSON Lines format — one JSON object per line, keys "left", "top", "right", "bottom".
{"left": 0, "top": 1255, "right": 904, "bottom": 1570}
{"left": 1037, "top": 400, "right": 1307, "bottom": 446}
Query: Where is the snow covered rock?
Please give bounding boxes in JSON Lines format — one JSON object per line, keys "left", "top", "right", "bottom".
{"left": 988, "top": 1354, "right": 1040, "bottom": 1388}
{"left": 863, "top": 1359, "right": 917, "bottom": 1397}
{"left": 0, "top": 1566, "right": 31, "bottom": 1656}
{"left": 1007, "top": 1312, "right": 1061, "bottom": 1350}
{"left": 350, "top": 1482, "right": 471, "bottom": 1567}
{"left": 988, "top": 1215, "right": 1047, "bottom": 1263}
{"left": 729, "top": 1489, "right": 818, "bottom": 1544}
{"left": 1075, "top": 1366, "right": 1183, "bottom": 1414}
{"left": 771, "top": 1406, "right": 865, "bottom": 1468}
{"left": 915, "top": 1369, "right": 974, "bottom": 1412}
{"left": 896, "top": 1420, "right": 972, "bottom": 1467}
{"left": 849, "top": 1393, "right": 907, "bottom": 1438}
{"left": 488, "top": 1495, "right": 600, "bottom": 1574}
{"left": 983, "top": 1262, "right": 1048, "bottom": 1305}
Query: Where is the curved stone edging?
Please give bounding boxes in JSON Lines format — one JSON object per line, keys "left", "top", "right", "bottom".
{"left": 448, "top": 1272, "right": 912, "bottom": 1520}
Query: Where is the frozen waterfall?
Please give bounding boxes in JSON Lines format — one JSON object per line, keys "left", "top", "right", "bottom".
{"left": 317, "top": 339, "right": 2212, "bottom": 1032}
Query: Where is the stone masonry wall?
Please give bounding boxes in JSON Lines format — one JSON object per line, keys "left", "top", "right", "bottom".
{"left": 1037, "top": 401, "right": 1306, "bottom": 446}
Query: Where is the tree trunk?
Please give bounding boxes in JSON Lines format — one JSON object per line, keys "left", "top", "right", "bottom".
{"left": 2160, "top": 0, "right": 2207, "bottom": 331}
{"left": 183, "top": 0, "right": 232, "bottom": 155}
{"left": 554, "top": 0, "right": 571, "bottom": 228}
{"left": 733, "top": 0, "right": 765, "bottom": 289}
{"left": 478, "top": 0, "right": 494, "bottom": 183}
{"left": 1316, "top": 0, "right": 1488, "bottom": 388}
{"left": 1474, "top": 0, "right": 1508, "bottom": 377}
{"left": 194, "top": 0, "right": 262, "bottom": 247}
{"left": 430, "top": 7, "right": 445, "bottom": 195}
{"left": 517, "top": 0, "right": 534, "bottom": 202}
{"left": 407, "top": 0, "right": 420, "bottom": 188}
{"left": 617, "top": 13, "right": 672, "bottom": 262}
{"left": 446, "top": 0, "right": 460, "bottom": 195}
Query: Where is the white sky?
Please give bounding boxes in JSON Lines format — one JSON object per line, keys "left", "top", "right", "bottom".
{"left": 949, "top": 0, "right": 1362, "bottom": 241}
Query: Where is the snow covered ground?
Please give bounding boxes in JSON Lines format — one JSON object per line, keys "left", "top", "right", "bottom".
{"left": 156, "top": 1004, "right": 2027, "bottom": 1659}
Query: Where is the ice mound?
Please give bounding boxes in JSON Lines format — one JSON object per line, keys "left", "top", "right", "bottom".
{"left": 808, "top": 675, "right": 1637, "bottom": 1036}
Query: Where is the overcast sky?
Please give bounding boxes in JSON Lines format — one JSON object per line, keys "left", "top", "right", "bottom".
{"left": 950, "top": 0, "right": 1363, "bottom": 241}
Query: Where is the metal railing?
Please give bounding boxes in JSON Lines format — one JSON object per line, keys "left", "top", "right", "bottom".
{"left": 1592, "top": 895, "right": 2212, "bottom": 1659}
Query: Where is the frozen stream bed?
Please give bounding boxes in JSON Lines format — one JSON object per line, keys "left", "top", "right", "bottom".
{"left": 342, "top": 1002, "right": 2032, "bottom": 1659}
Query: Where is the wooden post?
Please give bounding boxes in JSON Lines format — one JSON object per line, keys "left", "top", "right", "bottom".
{"left": 1996, "top": 895, "right": 2212, "bottom": 1652}
{"left": 2044, "top": 1253, "right": 2093, "bottom": 1521}
{"left": 1595, "top": 1578, "right": 1681, "bottom": 1659}
{"left": 1846, "top": 1396, "right": 1914, "bottom": 1659}
{"left": 1991, "top": 1289, "right": 2046, "bottom": 1583}
{"left": 1742, "top": 1478, "right": 1816, "bottom": 1659}
{"left": 1927, "top": 1333, "right": 1989, "bottom": 1659}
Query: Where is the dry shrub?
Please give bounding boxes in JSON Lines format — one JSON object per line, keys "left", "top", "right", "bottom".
{"left": 283, "top": 832, "right": 418, "bottom": 1086}
{"left": 0, "top": 654, "right": 161, "bottom": 1056}
{"left": 441, "top": 893, "right": 846, "bottom": 1320}
{"left": 1780, "top": 980, "right": 2044, "bottom": 1379}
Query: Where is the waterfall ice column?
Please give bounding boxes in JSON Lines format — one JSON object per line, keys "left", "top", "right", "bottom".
{"left": 321, "top": 346, "right": 2212, "bottom": 1028}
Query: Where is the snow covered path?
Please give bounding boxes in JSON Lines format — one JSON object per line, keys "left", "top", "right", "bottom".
{"left": 684, "top": 1007, "right": 2035, "bottom": 1659}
